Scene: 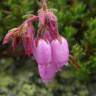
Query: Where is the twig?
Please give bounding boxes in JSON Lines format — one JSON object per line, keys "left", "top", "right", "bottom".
{"left": 69, "top": 55, "right": 80, "bottom": 69}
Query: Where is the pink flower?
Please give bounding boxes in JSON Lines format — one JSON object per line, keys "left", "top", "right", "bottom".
{"left": 3, "top": 28, "right": 18, "bottom": 45}
{"left": 46, "top": 11, "right": 59, "bottom": 39}
{"left": 51, "top": 36, "right": 69, "bottom": 70}
{"left": 22, "top": 22, "right": 35, "bottom": 56}
{"left": 32, "top": 38, "right": 57, "bottom": 83}
{"left": 43, "top": 11, "right": 69, "bottom": 70}
{"left": 36, "top": 10, "right": 69, "bottom": 82}
{"left": 3, "top": 20, "right": 35, "bottom": 56}
{"left": 3, "top": 8, "right": 69, "bottom": 83}
{"left": 3, "top": 27, "right": 20, "bottom": 51}
{"left": 38, "top": 63, "right": 56, "bottom": 83}
{"left": 33, "top": 39, "right": 52, "bottom": 65}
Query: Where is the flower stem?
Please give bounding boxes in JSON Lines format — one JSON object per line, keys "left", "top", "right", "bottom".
{"left": 69, "top": 55, "right": 80, "bottom": 69}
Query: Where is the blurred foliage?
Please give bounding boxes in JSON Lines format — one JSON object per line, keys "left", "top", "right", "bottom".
{"left": 0, "top": 0, "right": 96, "bottom": 96}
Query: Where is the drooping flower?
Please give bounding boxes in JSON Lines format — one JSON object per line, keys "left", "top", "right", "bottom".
{"left": 46, "top": 10, "right": 59, "bottom": 39}
{"left": 51, "top": 36, "right": 69, "bottom": 70}
{"left": 38, "top": 62, "right": 56, "bottom": 83}
{"left": 3, "top": 16, "right": 37, "bottom": 56}
{"left": 3, "top": 28, "right": 19, "bottom": 45}
{"left": 36, "top": 9, "right": 69, "bottom": 82}
{"left": 33, "top": 39, "right": 51, "bottom": 65}
{"left": 32, "top": 38, "right": 57, "bottom": 83}
{"left": 3, "top": 4, "right": 70, "bottom": 83}
{"left": 22, "top": 22, "right": 35, "bottom": 56}
{"left": 39, "top": 10, "right": 69, "bottom": 71}
{"left": 3, "top": 27, "right": 20, "bottom": 51}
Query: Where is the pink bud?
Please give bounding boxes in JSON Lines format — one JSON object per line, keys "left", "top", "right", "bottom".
{"left": 51, "top": 36, "right": 69, "bottom": 70}
{"left": 22, "top": 22, "right": 35, "bottom": 56}
{"left": 3, "top": 28, "right": 20, "bottom": 51}
{"left": 3, "top": 28, "right": 18, "bottom": 44}
{"left": 46, "top": 11, "right": 59, "bottom": 39}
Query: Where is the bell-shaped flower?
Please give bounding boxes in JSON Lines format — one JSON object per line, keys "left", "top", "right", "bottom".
{"left": 51, "top": 36, "right": 69, "bottom": 70}
{"left": 32, "top": 38, "right": 57, "bottom": 83}
{"left": 38, "top": 62, "right": 56, "bottom": 83}
{"left": 33, "top": 39, "right": 52, "bottom": 65}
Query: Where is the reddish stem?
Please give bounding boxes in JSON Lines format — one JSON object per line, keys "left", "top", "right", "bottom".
{"left": 69, "top": 55, "right": 80, "bottom": 69}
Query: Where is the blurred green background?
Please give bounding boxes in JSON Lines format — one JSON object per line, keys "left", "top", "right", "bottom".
{"left": 0, "top": 0, "right": 96, "bottom": 96}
